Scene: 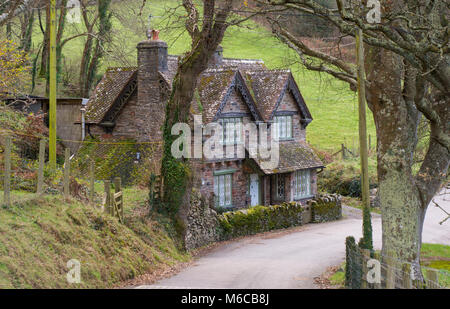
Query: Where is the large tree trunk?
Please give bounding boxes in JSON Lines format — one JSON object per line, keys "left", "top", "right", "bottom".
{"left": 160, "top": 40, "right": 224, "bottom": 228}
{"left": 159, "top": 0, "right": 233, "bottom": 246}
{"left": 366, "top": 43, "right": 449, "bottom": 279}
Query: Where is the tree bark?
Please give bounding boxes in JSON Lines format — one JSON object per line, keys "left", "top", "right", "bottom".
{"left": 160, "top": 0, "right": 233, "bottom": 244}
{"left": 365, "top": 44, "right": 449, "bottom": 278}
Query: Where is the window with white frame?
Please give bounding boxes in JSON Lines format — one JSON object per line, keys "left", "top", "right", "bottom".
{"left": 214, "top": 173, "right": 233, "bottom": 207}
{"left": 219, "top": 117, "right": 242, "bottom": 145}
{"left": 274, "top": 115, "right": 292, "bottom": 140}
{"left": 293, "top": 169, "right": 311, "bottom": 199}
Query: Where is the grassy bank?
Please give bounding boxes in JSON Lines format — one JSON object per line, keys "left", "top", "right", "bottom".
{"left": 0, "top": 189, "right": 189, "bottom": 288}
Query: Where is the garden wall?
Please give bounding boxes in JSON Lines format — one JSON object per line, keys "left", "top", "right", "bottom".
{"left": 218, "top": 202, "right": 304, "bottom": 240}
{"left": 308, "top": 194, "right": 342, "bottom": 223}
{"left": 184, "top": 193, "right": 342, "bottom": 250}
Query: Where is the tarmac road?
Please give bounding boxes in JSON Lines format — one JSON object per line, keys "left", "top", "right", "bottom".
{"left": 138, "top": 189, "right": 450, "bottom": 289}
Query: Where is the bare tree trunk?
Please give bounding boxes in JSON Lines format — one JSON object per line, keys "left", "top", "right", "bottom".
{"left": 160, "top": 0, "right": 233, "bottom": 244}
{"left": 39, "top": 5, "right": 50, "bottom": 79}
{"left": 19, "top": 7, "right": 34, "bottom": 52}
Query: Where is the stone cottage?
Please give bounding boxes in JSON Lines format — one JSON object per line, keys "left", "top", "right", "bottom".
{"left": 82, "top": 33, "right": 323, "bottom": 210}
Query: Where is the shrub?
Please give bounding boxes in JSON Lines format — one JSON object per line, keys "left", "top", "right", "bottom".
{"left": 318, "top": 162, "right": 377, "bottom": 197}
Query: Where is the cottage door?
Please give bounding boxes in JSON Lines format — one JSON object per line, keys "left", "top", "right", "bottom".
{"left": 249, "top": 174, "right": 260, "bottom": 206}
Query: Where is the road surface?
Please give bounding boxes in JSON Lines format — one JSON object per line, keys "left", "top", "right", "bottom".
{"left": 139, "top": 189, "right": 450, "bottom": 289}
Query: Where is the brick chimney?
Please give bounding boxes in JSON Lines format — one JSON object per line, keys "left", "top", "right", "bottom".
{"left": 136, "top": 31, "right": 168, "bottom": 142}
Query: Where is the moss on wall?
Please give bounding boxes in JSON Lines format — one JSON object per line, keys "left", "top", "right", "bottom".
{"left": 73, "top": 137, "right": 157, "bottom": 186}
{"left": 309, "top": 194, "right": 342, "bottom": 223}
{"left": 217, "top": 202, "right": 304, "bottom": 239}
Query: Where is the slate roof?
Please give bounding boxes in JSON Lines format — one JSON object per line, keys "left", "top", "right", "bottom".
{"left": 253, "top": 141, "right": 324, "bottom": 174}
{"left": 241, "top": 70, "right": 291, "bottom": 121}
{"left": 194, "top": 69, "right": 237, "bottom": 123}
{"left": 84, "top": 52, "right": 321, "bottom": 172}
{"left": 85, "top": 67, "right": 137, "bottom": 123}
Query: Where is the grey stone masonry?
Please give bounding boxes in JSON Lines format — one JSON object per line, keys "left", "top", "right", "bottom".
{"left": 136, "top": 40, "right": 168, "bottom": 142}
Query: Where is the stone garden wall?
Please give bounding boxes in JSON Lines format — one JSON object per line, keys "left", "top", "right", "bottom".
{"left": 308, "top": 194, "right": 342, "bottom": 223}
{"left": 184, "top": 191, "right": 221, "bottom": 251}
{"left": 184, "top": 193, "right": 342, "bottom": 250}
{"left": 217, "top": 202, "right": 304, "bottom": 240}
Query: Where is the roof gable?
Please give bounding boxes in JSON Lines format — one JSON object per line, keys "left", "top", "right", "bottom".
{"left": 241, "top": 70, "right": 290, "bottom": 121}
{"left": 193, "top": 70, "right": 262, "bottom": 123}
{"left": 241, "top": 71, "right": 312, "bottom": 125}
{"left": 284, "top": 73, "right": 312, "bottom": 126}
{"left": 85, "top": 56, "right": 311, "bottom": 129}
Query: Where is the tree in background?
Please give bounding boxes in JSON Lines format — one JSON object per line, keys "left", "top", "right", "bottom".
{"left": 78, "top": 0, "right": 112, "bottom": 97}
{"left": 0, "top": 40, "right": 30, "bottom": 98}
{"left": 37, "top": 0, "right": 68, "bottom": 95}
{"left": 0, "top": 0, "right": 34, "bottom": 28}
{"left": 261, "top": 0, "right": 449, "bottom": 279}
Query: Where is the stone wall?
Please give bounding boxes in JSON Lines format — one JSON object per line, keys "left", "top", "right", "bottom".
{"left": 217, "top": 202, "right": 304, "bottom": 240}
{"left": 184, "top": 190, "right": 221, "bottom": 251}
{"left": 308, "top": 194, "right": 342, "bottom": 223}
{"left": 184, "top": 193, "right": 341, "bottom": 250}
{"left": 185, "top": 199, "right": 307, "bottom": 250}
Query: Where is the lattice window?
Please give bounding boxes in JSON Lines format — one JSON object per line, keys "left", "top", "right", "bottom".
{"left": 219, "top": 117, "right": 242, "bottom": 145}
{"left": 274, "top": 115, "right": 293, "bottom": 140}
{"left": 214, "top": 173, "right": 233, "bottom": 207}
{"left": 294, "top": 169, "right": 311, "bottom": 199}
{"left": 276, "top": 174, "right": 285, "bottom": 199}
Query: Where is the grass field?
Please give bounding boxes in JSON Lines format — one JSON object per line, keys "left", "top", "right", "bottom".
{"left": 328, "top": 243, "right": 450, "bottom": 288}
{"left": 3, "top": 0, "right": 376, "bottom": 152}
{"left": 0, "top": 188, "right": 190, "bottom": 288}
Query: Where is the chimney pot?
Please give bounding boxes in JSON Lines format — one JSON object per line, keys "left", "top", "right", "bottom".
{"left": 152, "top": 30, "right": 160, "bottom": 41}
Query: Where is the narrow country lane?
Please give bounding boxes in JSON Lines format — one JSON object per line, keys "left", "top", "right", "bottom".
{"left": 138, "top": 190, "right": 450, "bottom": 289}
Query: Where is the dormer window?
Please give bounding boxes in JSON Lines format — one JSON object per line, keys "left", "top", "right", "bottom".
{"left": 219, "top": 117, "right": 242, "bottom": 145}
{"left": 274, "top": 115, "right": 292, "bottom": 140}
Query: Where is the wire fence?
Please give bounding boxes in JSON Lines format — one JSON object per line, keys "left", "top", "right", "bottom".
{"left": 0, "top": 132, "right": 162, "bottom": 210}
{"left": 345, "top": 236, "right": 450, "bottom": 289}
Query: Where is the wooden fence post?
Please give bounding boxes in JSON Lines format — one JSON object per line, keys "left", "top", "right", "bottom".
{"left": 104, "top": 180, "right": 111, "bottom": 214}
{"left": 3, "top": 136, "right": 11, "bottom": 206}
{"left": 63, "top": 148, "right": 70, "bottom": 199}
{"left": 402, "top": 263, "right": 412, "bottom": 289}
{"left": 386, "top": 253, "right": 396, "bottom": 289}
{"left": 114, "top": 177, "right": 123, "bottom": 219}
{"left": 341, "top": 143, "right": 346, "bottom": 160}
{"left": 37, "top": 139, "right": 46, "bottom": 195}
{"left": 89, "top": 160, "right": 95, "bottom": 205}
{"left": 426, "top": 268, "right": 440, "bottom": 289}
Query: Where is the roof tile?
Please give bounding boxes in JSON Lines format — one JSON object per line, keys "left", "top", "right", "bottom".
{"left": 85, "top": 67, "right": 137, "bottom": 123}
{"left": 254, "top": 140, "right": 323, "bottom": 174}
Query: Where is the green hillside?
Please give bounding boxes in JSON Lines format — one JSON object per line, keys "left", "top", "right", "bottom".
{"left": 9, "top": 0, "right": 376, "bottom": 151}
